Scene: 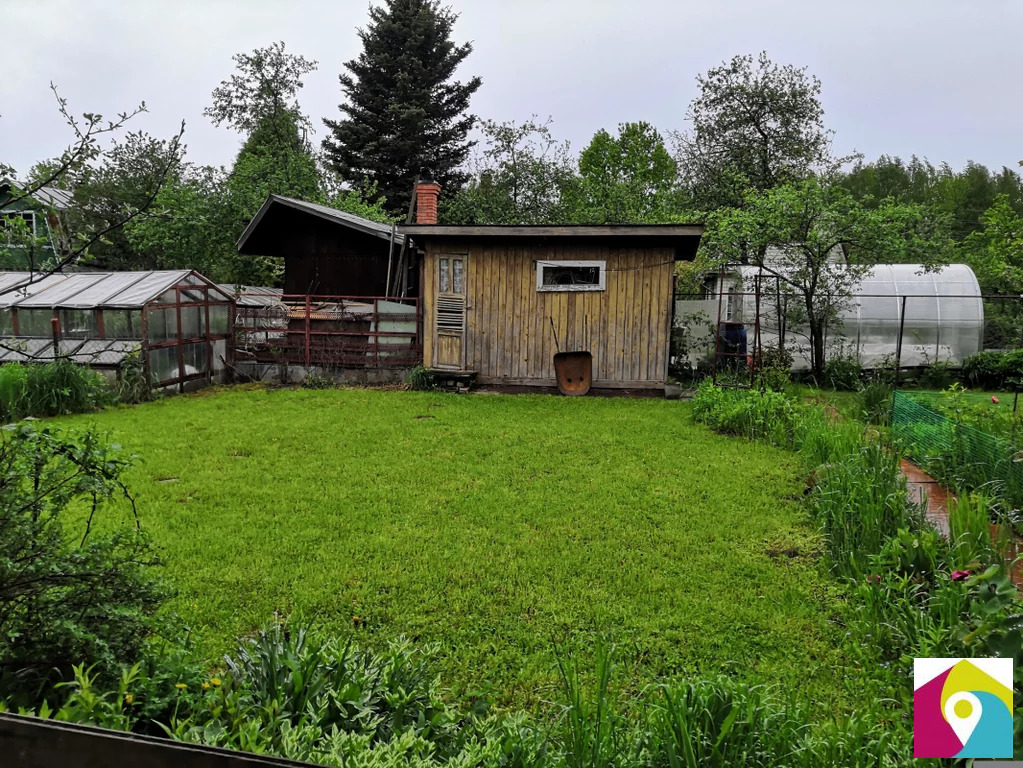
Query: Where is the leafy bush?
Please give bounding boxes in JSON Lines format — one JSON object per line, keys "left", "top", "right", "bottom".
{"left": 809, "top": 441, "right": 915, "bottom": 578}
{"left": 25, "top": 626, "right": 912, "bottom": 768}
{"left": 0, "top": 425, "right": 167, "bottom": 704}
{"left": 962, "top": 349, "right": 1023, "bottom": 390}
{"left": 823, "top": 354, "right": 861, "bottom": 391}
{"left": 405, "top": 364, "right": 435, "bottom": 391}
{"left": 116, "top": 350, "right": 155, "bottom": 405}
{"left": 301, "top": 372, "right": 335, "bottom": 389}
{"left": 691, "top": 381, "right": 806, "bottom": 447}
{"left": 757, "top": 345, "right": 792, "bottom": 391}
{"left": 917, "top": 360, "right": 959, "bottom": 390}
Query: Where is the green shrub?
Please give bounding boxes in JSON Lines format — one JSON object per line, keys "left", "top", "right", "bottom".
{"left": 757, "top": 346, "right": 792, "bottom": 391}
{"left": 116, "top": 350, "right": 155, "bottom": 405}
{"left": 300, "top": 372, "right": 335, "bottom": 389}
{"left": 691, "top": 381, "right": 806, "bottom": 448}
{"left": 823, "top": 354, "right": 861, "bottom": 391}
{"left": 918, "top": 361, "right": 959, "bottom": 390}
{"left": 809, "top": 441, "right": 915, "bottom": 578}
{"left": 962, "top": 349, "right": 1023, "bottom": 390}
{"left": 0, "top": 425, "right": 167, "bottom": 705}
{"left": 30, "top": 626, "right": 913, "bottom": 768}
{"left": 948, "top": 492, "right": 997, "bottom": 569}
{"left": 25, "top": 359, "right": 110, "bottom": 416}
{"left": 405, "top": 364, "right": 435, "bottom": 391}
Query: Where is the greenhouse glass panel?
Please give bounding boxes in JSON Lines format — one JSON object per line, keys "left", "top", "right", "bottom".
{"left": 103, "top": 310, "right": 142, "bottom": 339}
{"left": 209, "top": 305, "right": 229, "bottom": 335}
{"left": 147, "top": 308, "right": 178, "bottom": 343}
{"left": 106, "top": 271, "right": 189, "bottom": 307}
{"left": 0, "top": 309, "right": 12, "bottom": 335}
{"left": 59, "top": 309, "right": 97, "bottom": 339}
{"left": 179, "top": 305, "right": 205, "bottom": 339}
{"left": 18, "top": 309, "right": 55, "bottom": 336}
{"left": 148, "top": 346, "right": 180, "bottom": 383}
{"left": 181, "top": 342, "right": 208, "bottom": 376}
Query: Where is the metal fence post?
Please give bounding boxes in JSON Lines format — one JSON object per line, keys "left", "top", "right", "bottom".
{"left": 304, "top": 295, "right": 311, "bottom": 368}
{"left": 895, "top": 295, "right": 907, "bottom": 388}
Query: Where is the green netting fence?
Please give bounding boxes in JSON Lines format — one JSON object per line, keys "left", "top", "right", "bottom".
{"left": 891, "top": 391, "right": 1023, "bottom": 507}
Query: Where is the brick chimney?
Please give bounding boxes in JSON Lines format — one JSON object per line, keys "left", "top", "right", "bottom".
{"left": 415, "top": 180, "right": 441, "bottom": 225}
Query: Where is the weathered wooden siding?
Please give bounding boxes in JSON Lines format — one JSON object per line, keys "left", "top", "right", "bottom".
{"left": 423, "top": 241, "right": 674, "bottom": 387}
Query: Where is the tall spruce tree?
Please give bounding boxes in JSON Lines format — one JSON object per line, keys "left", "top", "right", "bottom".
{"left": 322, "top": 0, "right": 481, "bottom": 214}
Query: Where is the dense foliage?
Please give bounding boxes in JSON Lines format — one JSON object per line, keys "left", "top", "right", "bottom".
{"left": 9, "top": 622, "right": 913, "bottom": 768}
{"left": 962, "top": 349, "right": 1023, "bottom": 390}
{"left": 692, "top": 383, "right": 1023, "bottom": 758}
{"left": 0, "top": 359, "right": 109, "bottom": 421}
{"left": 0, "top": 425, "right": 166, "bottom": 705}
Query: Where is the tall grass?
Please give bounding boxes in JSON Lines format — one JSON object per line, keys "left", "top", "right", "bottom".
{"left": 948, "top": 492, "right": 996, "bottom": 569}
{"left": 0, "top": 360, "right": 110, "bottom": 421}
{"left": 810, "top": 442, "right": 914, "bottom": 578}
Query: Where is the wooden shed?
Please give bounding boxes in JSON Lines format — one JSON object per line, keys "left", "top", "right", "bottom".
{"left": 236, "top": 195, "right": 413, "bottom": 297}
{"left": 399, "top": 223, "right": 704, "bottom": 393}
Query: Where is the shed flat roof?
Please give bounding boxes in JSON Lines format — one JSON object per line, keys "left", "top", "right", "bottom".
{"left": 399, "top": 223, "right": 705, "bottom": 261}
{"left": 398, "top": 224, "right": 705, "bottom": 238}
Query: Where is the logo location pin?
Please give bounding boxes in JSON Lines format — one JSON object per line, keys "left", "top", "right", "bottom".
{"left": 944, "top": 691, "right": 982, "bottom": 747}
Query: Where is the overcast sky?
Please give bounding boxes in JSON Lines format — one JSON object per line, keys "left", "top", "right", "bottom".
{"left": 3, "top": 0, "right": 1022, "bottom": 177}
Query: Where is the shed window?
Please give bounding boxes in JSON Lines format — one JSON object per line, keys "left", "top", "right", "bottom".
{"left": 1, "top": 211, "right": 36, "bottom": 244}
{"left": 537, "top": 260, "right": 606, "bottom": 292}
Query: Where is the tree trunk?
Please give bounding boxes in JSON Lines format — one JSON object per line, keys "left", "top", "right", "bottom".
{"left": 806, "top": 296, "right": 826, "bottom": 382}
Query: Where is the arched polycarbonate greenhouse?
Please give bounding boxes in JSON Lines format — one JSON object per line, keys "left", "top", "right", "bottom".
{"left": 684, "top": 263, "right": 985, "bottom": 370}
{"left": 0, "top": 270, "right": 234, "bottom": 389}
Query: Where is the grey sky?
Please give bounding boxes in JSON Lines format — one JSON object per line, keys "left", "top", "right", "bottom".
{"left": 3, "top": 0, "right": 1022, "bottom": 177}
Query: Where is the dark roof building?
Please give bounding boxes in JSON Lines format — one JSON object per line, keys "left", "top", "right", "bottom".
{"left": 236, "top": 195, "right": 412, "bottom": 297}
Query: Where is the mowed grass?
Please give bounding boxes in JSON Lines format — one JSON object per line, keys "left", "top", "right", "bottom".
{"left": 53, "top": 387, "right": 860, "bottom": 711}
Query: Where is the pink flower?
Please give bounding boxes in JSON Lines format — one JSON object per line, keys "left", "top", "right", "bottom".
{"left": 951, "top": 570, "right": 971, "bottom": 582}
{"left": 867, "top": 574, "right": 882, "bottom": 584}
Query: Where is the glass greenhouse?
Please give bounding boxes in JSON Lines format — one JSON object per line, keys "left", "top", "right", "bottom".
{"left": 683, "top": 263, "right": 985, "bottom": 370}
{"left": 0, "top": 270, "right": 234, "bottom": 389}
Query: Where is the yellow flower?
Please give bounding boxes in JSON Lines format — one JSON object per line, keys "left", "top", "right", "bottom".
{"left": 201, "top": 682, "right": 210, "bottom": 691}
{"left": 123, "top": 693, "right": 133, "bottom": 704}
{"left": 211, "top": 677, "right": 221, "bottom": 687}
{"left": 175, "top": 683, "right": 187, "bottom": 690}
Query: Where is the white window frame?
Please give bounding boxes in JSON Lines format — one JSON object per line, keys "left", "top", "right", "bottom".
{"left": 536, "top": 260, "right": 606, "bottom": 292}
{"left": 0, "top": 210, "right": 36, "bottom": 246}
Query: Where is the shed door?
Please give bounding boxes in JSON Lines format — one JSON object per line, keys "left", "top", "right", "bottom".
{"left": 434, "top": 254, "right": 467, "bottom": 370}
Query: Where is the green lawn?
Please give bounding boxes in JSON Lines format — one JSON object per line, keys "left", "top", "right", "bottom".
{"left": 53, "top": 387, "right": 859, "bottom": 712}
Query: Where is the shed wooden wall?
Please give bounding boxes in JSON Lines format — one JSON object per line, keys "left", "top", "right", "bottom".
{"left": 423, "top": 241, "right": 674, "bottom": 388}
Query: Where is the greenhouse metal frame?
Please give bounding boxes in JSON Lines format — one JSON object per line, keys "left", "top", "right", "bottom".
{"left": 0, "top": 270, "right": 235, "bottom": 390}
{"left": 681, "top": 263, "right": 989, "bottom": 372}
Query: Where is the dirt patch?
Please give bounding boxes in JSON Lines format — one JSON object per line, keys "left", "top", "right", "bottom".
{"left": 766, "top": 546, "right": 802, "bottom": 560}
